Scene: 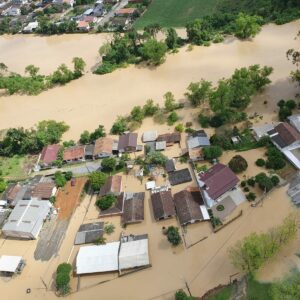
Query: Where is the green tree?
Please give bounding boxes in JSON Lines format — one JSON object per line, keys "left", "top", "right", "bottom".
{"left": 25, "top": 64, "right": 40, "bottom": 78}
{"left": 96, "top": 194, "right": 117, "bottom": 210}
{"left": 143, "top": 99, "right": 159, "bottom": 116}
{"left": 54, "top": 171, "right": 67, "bottom": 187}
{"left": 140, "top": 39, "right": 168, "bottom": 65}
{"left": 164, "top": 91, "right": 178, "bottom": 112}
{"left": 90, "top": 125, "right": 106, "bottom": 141}
{"left": 165, "top": 28, "right": 179, "bottom": 49}
{"left": 185, "top": 80, "right": 212, "bottom": 106}
{"left": 255, "top": 172, "right": 273, "bottom": 192}
{"left": 265, "top": 147, "right": 286, "bottom": 170}
{"left": 79, "top": 130, "right": 91, "bottom": 145}
{"left": 167, "top": 112, "right": 179, "bottom": 125}
{"left": 144, "top": 23, "right": 161, "bottom": 37}
{"left": 89, "top": 171, "right": 107, "bottom": 192}
{"left": 36, "top": 120, "right": 69, "bottom": 146}
{"left": 56, "top": 263, "right": 72, "bottom": 295}
{"left": 186, "top": 19, "right": 211, "bottom": 45}
{"left": 255, "top": 158, "right": 265, "bottom": 167}
{"left": 72, "top": 57, "right": 86, "bottom": 77}
{"left": 203, "top": 146, "right": 223, "bottom": 160}
{"left": 271, "top": 271, "right": 300, "bottom": 299}
{"left": 166, "top": 226, "right": 182, "bottom": 246}
{"left": 145, "top": 151, "right": 167, "bottom": 166}
{"left": 101, "top": 157, "right": 117, "bottom": 172}
{"left": 287, "top": 32, "right": 300, "bottom": 85}
{"left": 0, "top": 178, "right": 7, "bottom": 193}
{"left": 235, "top": 13, "right": 262, "bottom": 39}
{"left": 175, "top": 289, "right": 194, "bottom": 300}
{"left": 111, "top": 117, "right": 127, "bottom": 135}
{"left": 228, "top": 155, "right": 248, "bottom": 173}
{"left": 64, "top": 171, "right": 73, "bottom": 181}
{"left": 131, "top": 106, "right": 145, "bottom": 122}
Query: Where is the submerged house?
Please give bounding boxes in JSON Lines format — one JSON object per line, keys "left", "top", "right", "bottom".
{"left": 151, "top": 190, "right": 176, "bottom": 221}
{"left": 99, "top": 175, "right": 122, "bottom": 197}
{"left": 122, "top": 192, "right": 145, "bottom": 225}
{"left": 198, "top": 163, "right": 239, "bottom": 208}
{"left": 173, "top": 189, "right": 209, "bottom": 226}
{"left": 76, "top": 234, "right": 149, "bottom": 275}
{"left": 157, "top": 133, "right": 181, "bottom": 146}
{"left": 187, "top": 130, "right": 210, "bottom": 149}
{"left": 168, "top": 168, "right": 192, "bottom": 186}
{"left": 74, "top": 222, "right": 104, "bottom": 245}
{"left": 118, "top": 133, "right": 138, "bottom": 153}
{"left": 93, "top": 137, "right": 114, "bottom": 158}
{"left": 2, "top": 199, "right": 52, "bottom": 239}
{"left": 268, "top": 122, "right": 300, "bottom": 169}
{"left": 39, "top": 144, "right": 60, "bottom": 167}
{"left": 63, "top": 145, "right": 85, "bottom": 163}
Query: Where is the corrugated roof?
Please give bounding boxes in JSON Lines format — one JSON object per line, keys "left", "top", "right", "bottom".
{"left": 169, "top": 168, "right": 192, "bottom": 186}
{"left": 40, "top": 144, "right": 60, "bottom": 164}
{"left": 151, "top": 190, "right": 175, "bottom": 220}
{"left": 122, "top": 192, "right": 144, "bottom": 224}
{"left": 63, "top": 145, "right": 85, "bottom": 161}
{"left": 93, "top": 137, "right": 113, "bottom": 156}
{"left": 118, "top": 133, "right": 138, "bottom": 151}
{"left": 99, "top": 175, "right": 122, "bottom": 196}
{"left": 199, "top": 163, "right": 239, "bottom": 200}
{"left": 173, "top": 190, "right": 203, "bottom": 225}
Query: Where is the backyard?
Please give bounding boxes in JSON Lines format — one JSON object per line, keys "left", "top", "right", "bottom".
{"left": 0, "top": 155, "right": 35, "bottom": 180}
{"left": 134, "top": 0, "right": 218, "bottom": 28}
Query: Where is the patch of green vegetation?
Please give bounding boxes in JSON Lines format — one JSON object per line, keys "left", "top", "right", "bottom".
{"left": 207, "top": 285, "right": 233, "bottom": 300}
{"left": 0, "top": 155, "right": 28, "bottom": 180}
{"left": 247, "top": 275, "right": 272, "bottom": 300}
{"left": 134, "top": 0, "right": 218, "bottom": 28}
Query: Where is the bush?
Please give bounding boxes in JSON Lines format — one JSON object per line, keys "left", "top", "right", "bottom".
{"left": 104, "top": 223, "right": 115, "bottom": 234}
{"left": 166, "top": 226, "right": 182, "bottom": 246}
{"left": 247, "top": 192, "right": 256, "bottom": 201}
{"left": 64, "top": 171, "right": 73, "bottom": 181}
{"left": 175, "top": 289, "right": 193, "bottom": 300}
{"left": 255, "top": 158, "right": 265, "bottom": 167}
{"left": 271, "top": 175, "right": 280, "bottom": 186}
{"left": 130, "top": 106, "right": 144, "bottom": 122}
{"left": 88, "top": 171, "right": 107, "bottom": 192}
{"left": 143, "top": 99, "right": 159, "bottom": 116}
{"left": 96, "top": 194, "right": 117, "bottom": 210}
{"left": 198, "top": 113, "right": 210, "bottom": 128}
{"left": 203, "top": 146, "right": 223, "bottom": 160}
{"left": 255, "top": 172, "right": 274, "bottom": 192}
{"left": 266, "top": 147, "right": 286, "bottom": 170}
{"left": 247, "top": 178, "right": 256, "bottom": 187}
{"left": 244, "top": 187, "right": 250, "bottom": 192}
{"left": 153, "top": 110, "right": 167, "bottom": 124}
{"left": 286, "top": 99, "right": 296, "bottom": 110}
{"left": 209, "top": 115, "right": 225, "bottom": 128}
{"left": 101, "top": 157, "right": 117, "bottom": 172}
{"left": 54, "top": 171, "right": 67, "bottom": 187}
{"left": 56, "top": 263, "right": 72, "bottom": 295}
{"left": 167, "top": 112, "right": 179, "bottom": 125}
{"left": 241, "top": 180, "right": 246, "bottom": 187}
{"left": 175, "top": 123, "right": 184, "bottom": 132}
{"left": 110, "top": 117, "right": 127, "bottom": 135}
{"left": 228, "top": 155, "right": 248, "bottom": 173}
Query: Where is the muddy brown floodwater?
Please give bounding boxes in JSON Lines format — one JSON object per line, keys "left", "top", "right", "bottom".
{"left": 0, "top": 20, "right": 299, "bottom": 140}
{"left": 0, "top": 21, "right": 300, "bottom": 300}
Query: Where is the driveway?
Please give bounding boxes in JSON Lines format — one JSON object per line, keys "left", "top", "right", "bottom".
{"left": 99, "top": 0, "right": 128, "bottom": 26}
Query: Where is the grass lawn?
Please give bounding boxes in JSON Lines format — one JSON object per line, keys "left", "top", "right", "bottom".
{"left": 0, "top": 155, "right": 31, "bottom": 180}
{"left": 134, "top": 0, "right": 218, "bottom": 28}
{"left": 247, "top": 276, "right": 273, "bottom": 300}
{"left": 207, "top": 285, "right": 233, "bottom": 300}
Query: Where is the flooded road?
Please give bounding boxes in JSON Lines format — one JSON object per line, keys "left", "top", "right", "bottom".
{"left": 0, "top": 21, "right": 299, "bottom": 140}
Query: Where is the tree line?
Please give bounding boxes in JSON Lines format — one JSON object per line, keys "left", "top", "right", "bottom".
{"left": 0, "top": 57, "right": 85, "bottom": 95}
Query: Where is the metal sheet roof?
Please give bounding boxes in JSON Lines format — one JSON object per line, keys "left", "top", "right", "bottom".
{"left": 0, "top": 255, "right": 22, "bottom": 273}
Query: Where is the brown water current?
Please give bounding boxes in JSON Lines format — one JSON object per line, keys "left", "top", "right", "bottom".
{"left": 0, "top": 21, "right": 300, "bottom": 300}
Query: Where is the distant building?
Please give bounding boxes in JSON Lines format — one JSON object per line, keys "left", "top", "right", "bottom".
{"left": 23, "top": 21, "right": 39, "bottom": 33}
{"left": 77, "top": 20, "right": 90, "bottom": 32}
{"left": 2, "top": 199, "right": 52, "bottom": 239}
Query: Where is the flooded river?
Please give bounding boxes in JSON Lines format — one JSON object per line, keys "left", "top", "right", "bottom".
{"left": 0, "top": 20, "right": 299, "bottom": 140}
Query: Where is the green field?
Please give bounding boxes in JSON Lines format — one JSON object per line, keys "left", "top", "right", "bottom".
{"left": 134, "top": 0, "right": 218, "bottom": 28}
{"left": 0, "top": 155, "right": 31, "bottom": 180}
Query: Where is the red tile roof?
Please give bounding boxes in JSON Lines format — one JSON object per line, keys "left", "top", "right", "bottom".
{"left": 199, "top": 163, "right": 239, "bottom": 200}
{"left": 116, "top": 7, "right": 136, "bottom": 15}
{"left": 32, "top": 182, "right": 56, "bottom": 200}
{"left": 93, "top": 137, "right": 113, "bottom": 156}
{"left": 40, "top": 144, "right": 60, "bottom": 164}
{"left": 63, "top": 145, "right": 85, "bottom": 161}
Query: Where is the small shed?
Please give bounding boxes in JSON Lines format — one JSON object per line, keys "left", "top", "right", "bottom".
{"left": 0, "top": 256, "right": 24, "bottom": 275}
{"left": 168, "top": 168, "right": 192, "bottom": 186}
{"left": 75, "top": 222, "right": 104, "bottom": 245}
{"left": 155, "top": 141, "right": 166, "bottom": 151}
{"left": 165, "top": 159, "right": 176, "bottom": 173}
{"left": 142, "top": 131, "right": 158, "bottom": 143}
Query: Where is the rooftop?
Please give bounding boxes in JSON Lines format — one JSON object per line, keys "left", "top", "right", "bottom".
{"left": 99, "top": 175, "right": 122, "bottom": 197}
{"left": 40, "top": 144, "right": 60, "bottom": 164}
{"left": 169, "top": 168, "right": 192, "bottom": 186}
{"left": 151, "top": 190, "right": 176, "bottom": 221}
{"left": 122, "top": 192, "right": 145, "bottom": 225}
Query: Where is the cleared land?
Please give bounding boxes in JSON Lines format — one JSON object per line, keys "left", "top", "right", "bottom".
{"left": 55, "top": 177, "right": 87, "bottom": 219}
{"left": 134, "top": 0, "right": 218, "bottom": 28}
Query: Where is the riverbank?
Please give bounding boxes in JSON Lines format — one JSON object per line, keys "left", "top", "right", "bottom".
{"left": 0, "top": 21, "right": 299, "bottom": 141}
